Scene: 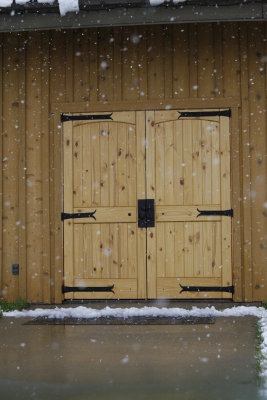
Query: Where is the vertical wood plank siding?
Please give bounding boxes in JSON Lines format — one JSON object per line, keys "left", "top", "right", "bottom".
{"left": 0, "top": 23, "right": 266, "bottom": 303}
{"left": 0, "top": 34, "right": 2, "bottom": 296}
{"left": 2, "top": 34, "right": 21, "bottom": 300}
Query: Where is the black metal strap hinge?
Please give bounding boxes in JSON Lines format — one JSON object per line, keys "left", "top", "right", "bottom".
{"left": 61, "top": 210, "right": 96, "bottom": 221}
{"left": 138, "top": 199, "right": 155, "bottom": 228}
{"left": 62, "top": 285, "right": 115, "bottom": 294}
{"left": 179, "top": 284, "right": 234, "bottom": 294}
{"left": 61, "top": 113, "right": 113, "bottom": 123}
{"left": 178, "top": 109, "right": 231, "bottom": 118}
{"left": 197, "top": 208, "right": 233, "bottom": 218}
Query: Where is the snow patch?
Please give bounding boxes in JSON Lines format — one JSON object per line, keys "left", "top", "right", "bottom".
{"left": 149, "top": 0, "right": 164, "bottom": 5}
{"left": 0, "top": 0, "right": 54, "bottom": 5}
{"left": 0, "top": 0, "right": 12, "bottom": 6}
{"left": 3, "top": 305, "right": 266, "bottom": 320}
{"left": 15, "top": 0, "right": 30, "bottom": 4}
{"left": 149, "top": 0, "right": 185, "bottom": 5}
{"left": 58, "top": 0, "right": 79, "bottom": 16}
{"left": 259, "top": 316, "right": 267, "bottom": 377}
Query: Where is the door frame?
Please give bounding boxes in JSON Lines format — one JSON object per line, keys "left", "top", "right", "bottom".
{"left": 51, "top": 101, "right": 241, "bottom": 303}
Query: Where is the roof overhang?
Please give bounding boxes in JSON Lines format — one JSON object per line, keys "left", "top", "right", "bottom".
{"left": 0, "top": 1, "right": 266, "bottom": 32}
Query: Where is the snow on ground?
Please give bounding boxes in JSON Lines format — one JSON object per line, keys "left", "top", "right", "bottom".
{"left": 2, "top": 305, "right": 266, "bottom": 319}
{"left": 259, "top": 315, "right": 267, "bottom": 378}
{"left": 2, "top": 305, "right": 267, "bottom": 380}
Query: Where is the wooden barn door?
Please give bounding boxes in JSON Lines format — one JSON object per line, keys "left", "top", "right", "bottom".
{"left": 146, "top": 110, "right": 232, "bottom": 299}
{"left": 63, "top": 112, "right": 146, "bottom": 299}
{"left": 63, "top": 110, "right": 232, "bottom": 300}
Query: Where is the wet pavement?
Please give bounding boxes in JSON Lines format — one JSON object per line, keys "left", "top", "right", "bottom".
{"left": 0, "top": 303, "right": 266, "bottom": 400}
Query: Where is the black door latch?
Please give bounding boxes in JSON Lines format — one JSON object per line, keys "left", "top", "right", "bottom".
{"left": 138, "top": 199, "right": 155, "bottom": 228}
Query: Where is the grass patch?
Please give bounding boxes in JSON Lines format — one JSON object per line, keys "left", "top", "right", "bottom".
{"left": 0, "top": 298, "right": 28, "bottom": 313}
{"left": 261, "top": 302, "right": 267, "bottom": 310}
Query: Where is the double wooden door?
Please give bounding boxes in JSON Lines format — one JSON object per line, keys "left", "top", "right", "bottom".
{"left": 63, "top": 110, "right": 232, "bottom": 300}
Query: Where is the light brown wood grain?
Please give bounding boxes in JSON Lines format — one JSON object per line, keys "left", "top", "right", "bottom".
{"left": 41, "top": 33, "right": 51, "bottom": 304}
{"left": 198, "top": 23, "right": 215, "bottom": 98}
{"left": 136, "top": 112, "right": 146, "bottom": 298}
{"left": 151, "top": 111, "right": 232, "bottom": 299}
{"left": 0, "top": 35, "right": 2, "bottom": 294}
{"left": 146, "top": 111, "right": 157, "bottom": 298}
{"left": 72, "top": 278, "right": 137, "bottom": 300}
{"left": 18, "top": 34, "right": 27, "bottom": 301}
{"left": 64, "top": 112, "right": 141, "bottom": 300}
{"left": 248, "top": 23, "right": 267, "bottom": 301}
{"left": 63, "top": 121, "right": 74, "bottom": 299}
{"left": 1, "top": 24, "right": 266, "bottom": 303}
{"left": 2, "top": 35, "right": 21, "bottom": 301}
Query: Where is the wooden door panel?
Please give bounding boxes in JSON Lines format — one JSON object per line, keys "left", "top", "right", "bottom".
{"left": 154, "top": 119, "right": 221, "bottom": 207}
{"left": 156, "top": 205, "right": 221, "bottom": 221}
{"left": 71, "top": 279, "right": 138, "bottom": 300}
{"left": 64, "top": 109, "right": 231, "bottom": 300}
{"left": 63, "top": 112, "right": 145, "bottom": 299}
{"left": 72, "top": 207, "right": 136, "bottom": 223}
{"left": 147, "top": 111, "right": 232, "bottom": 299}
{"left": 73, "top": 223, "right": 137, "bottom": 295}
{"left": 157, "top": 277, "right": 224, "bottom": 299}
{"left": 72, "top": 121, "right": 137, "bottom": 208}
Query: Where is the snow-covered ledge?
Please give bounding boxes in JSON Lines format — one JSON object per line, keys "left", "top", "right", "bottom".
{"left": 0, "top": 1, "right": 266, "bottom": 32}
{"left": 0, "top": 0, "right": 79, "bottom": 16}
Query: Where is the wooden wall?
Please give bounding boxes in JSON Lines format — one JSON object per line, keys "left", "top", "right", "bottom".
{"left": 0, "top": 22, "right": 266, "bottom": 303}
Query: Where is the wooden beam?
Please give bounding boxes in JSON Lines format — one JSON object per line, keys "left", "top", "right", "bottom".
{"left": 53, "top": 112, "right": 64, "bottom": 304}
{"left": 197, "top": 23, "right": 215, "bottom": 98}
{"left": 89, "top": 29, "right": 98, "bottom": 103}
{"left": 147, "top": 25, "right": 164, "bottom": 100}
{"left": 248, "top": 23, "right": 267, "bottom": 301}
{"left": 240, "top": 23, "right": 252, "bottom": 301}
{"left": 213, "top": 23, "right": 223, "bottom": 98}
{"left": 26, "top": 32, "right": 43, "bottom": 302}
{"left": 49, "top": 113, "right": 56, "bottom": 303}
{"left": 223, "top": 23, "right": 241, "bottom": 98}
{"left": 18, "top": 33, "right": 26, "bottom": 301}
{"left": 136, "top": 111, "right": 146, "bottom": 298}
{"left": 113, "top": 27, "right": 123, "bottom": 102}
{"left": 164, "top": 25, "right": 173, "bottom": 100}
{"left": 172, "top": 24, "right": 189, "bottom": 99}
{"left": 2, "top": 33, "right": 20, "bottom": 301}
{"left": 231, "top": 107, "right": 243, "bottom": 301}
{"left": 189, "top": 24, "right": 198, "bottom": 98}
{"left": 137, "top": 27, "right": 147, "bottom": 101}
{"left": 41, "top": 32, "right": 51, "bottom": 304}
{"left": 51, "top": 97, "right": 241, "bottom": 114}
{"left": 0, "top": 34, "right": 2, "bottom": 296}
{"left": 65, "top": 29, "right": 74, "bottom": 104}
{"left": 146, "top": 111, "right": 157, "bottom": 298}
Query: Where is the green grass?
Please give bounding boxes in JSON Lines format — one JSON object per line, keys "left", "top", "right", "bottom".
{"left": 261, "top": 302, "right": 267, "bottom": 310}
{"left": 0, "top": 298, "right": 28, "bottom": 313}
